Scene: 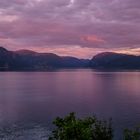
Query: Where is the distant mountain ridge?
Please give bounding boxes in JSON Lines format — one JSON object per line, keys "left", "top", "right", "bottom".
{"left": 90, "top": 52, "right": 140, "bottom": 69}
{"left": 0, "top": 47, "right": 89, "bottom": 70}
{"left": 1, "top": 47, "right": 140, "bottom": 70}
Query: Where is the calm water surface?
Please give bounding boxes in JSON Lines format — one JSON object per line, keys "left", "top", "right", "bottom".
{"left": 0, "top": 70, "right": 140, "bottom": 139}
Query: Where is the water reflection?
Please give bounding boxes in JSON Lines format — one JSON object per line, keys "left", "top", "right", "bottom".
{"left": 0, "top": 70, "right": 140, "bottom": 139}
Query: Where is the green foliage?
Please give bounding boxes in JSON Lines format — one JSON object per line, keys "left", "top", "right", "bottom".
{"left": 124, "top": 127, "right": 140, "bottom": 140}
{"left": 49, "top": 112, "right": 113, "bottom": 140}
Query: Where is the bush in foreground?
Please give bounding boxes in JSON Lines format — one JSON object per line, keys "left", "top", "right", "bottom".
{"left": 49, "top": 112, "right": 113, "bottom": 140}
{"left": 49, "top": 112, "right": 140, "bottom": 140}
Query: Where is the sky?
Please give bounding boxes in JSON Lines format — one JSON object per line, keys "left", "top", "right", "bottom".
{"left": 0, "top": 0, "right": 140, "bottom": 58}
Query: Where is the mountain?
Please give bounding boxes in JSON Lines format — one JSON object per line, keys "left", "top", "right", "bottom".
{"left": 0, "top": 47, "right": 89, "bottom": 70}
{"left": 1, "top": 47, "right": 140, "bottom": 70}
{"left": 90, "top": 52, "right": 140, "bottom": 69}
{"left": 15, "top": 50, "right": 63, "bottom": 69}
{"left": 0, "top": 47, "right": 23, "bottom": 70}
{"left": 61, "top": 56, "right": 89, "bottom": 68}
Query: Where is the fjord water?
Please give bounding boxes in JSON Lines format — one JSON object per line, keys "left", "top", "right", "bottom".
{"left": 0, "top": 70, "right": 140, "bottom": 139}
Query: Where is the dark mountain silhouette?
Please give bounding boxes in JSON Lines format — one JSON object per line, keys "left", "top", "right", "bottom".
{"left": 90, "top": 52, "right": 140, "bottom": 69}
{"left": 61, "top": 56, "right": 89, "bottom": 68}
{"left": 15, "top": 50, "right": 37, "bottom": 55}
{"left": 0, "top": 47, "right": 23, "bottom": 70}
{"left": 1, "top": 47, "right": 140, "bottom": 70}
{"left": 0, "top": 47, "right": 89, "bottom": 70}
{"left": 15, "top": 50, "right": 63, "bottom": 69}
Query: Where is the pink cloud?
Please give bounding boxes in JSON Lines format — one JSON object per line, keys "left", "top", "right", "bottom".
{"left": 81, "top": 35, "right": 106, "bottom": 44}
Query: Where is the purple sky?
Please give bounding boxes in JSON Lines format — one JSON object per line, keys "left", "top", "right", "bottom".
{"left": 0, "top": 0, "right": 140, "bottom": 58}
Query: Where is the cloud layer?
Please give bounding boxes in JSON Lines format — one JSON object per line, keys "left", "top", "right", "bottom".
{"left": 0, "top": 0, "right": 140, "bottom": 58}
